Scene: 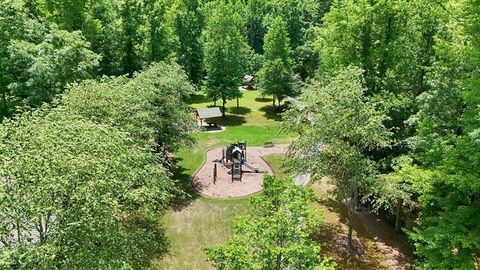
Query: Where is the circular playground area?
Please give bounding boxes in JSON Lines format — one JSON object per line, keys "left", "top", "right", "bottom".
{"left": 192, "top": 144, "right": 288, "bottom": 198}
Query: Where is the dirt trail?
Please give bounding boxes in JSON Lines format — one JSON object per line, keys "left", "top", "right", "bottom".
{"left": 357, "top": 212, "right": 414, "bottom": 270}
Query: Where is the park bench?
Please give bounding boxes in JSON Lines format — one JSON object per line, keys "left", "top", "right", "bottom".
{"left": 264, "top": 142, "right": 274, "bottom": 148}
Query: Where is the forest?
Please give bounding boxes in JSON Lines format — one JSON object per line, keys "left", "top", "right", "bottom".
{"left": 0, "top": 0, "right": 479, "bottom": 269}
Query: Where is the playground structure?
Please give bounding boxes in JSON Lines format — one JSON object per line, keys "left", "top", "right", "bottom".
{"left": 214, "top": 142, "right": 263, "bottom": 183}
{"left": 193, "top": 144, "right": 288, "bottom": 198}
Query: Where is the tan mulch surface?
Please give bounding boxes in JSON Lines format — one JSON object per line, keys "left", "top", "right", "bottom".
{"left": 192, "top": 145, "right": 288, "bottom": 198}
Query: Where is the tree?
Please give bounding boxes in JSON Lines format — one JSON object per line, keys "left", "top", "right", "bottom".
{"left": 121, "top": 0, "right": 145, "bottom": 76}
{"left": 202, "top": 0, "right": 248, "bottom": 116}
{"left": 62, "top": 62, "right": 194, "bottom": 152}
{"left": 0, "top": 108, "right": 175, "bottom": 269}
{"left": 7, "top": 26, "right": 99, "bottom": 107}
{"left": 373, "top": 156, "right": 432, "bottom": 232}
{"left": 257, "top": 16, "right": 295, "bottom": 107}
{"left": 265, "top": 0, "right": 321, "bottom": 49}
{"left": 245, "top": 0, "right": 268, "bottom": 54}
{"left": 206, "top": 176, "right": 335, "bottom": 270}
{"left": 283, "top": 67, "right": 391, "bottom": 248}
{"left": 406, "top": 1, "right": 480, "bottom": 268}
{"left": 145, "top": 0, "right": 175, "bottom": 62}
{"left": 0, "top": 0, "right": 45, "bottom": 120}
{"left": 170, "top": 0, "right": 204, "bottom": 85}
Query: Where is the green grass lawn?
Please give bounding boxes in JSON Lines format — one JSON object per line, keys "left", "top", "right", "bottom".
{"left": 153, "top": 197, "right": 249, "bottom": 270}
{"left": 263, "top": 154, "right": 287, "bottom": 179}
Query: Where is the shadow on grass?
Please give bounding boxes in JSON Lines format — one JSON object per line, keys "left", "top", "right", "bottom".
{"left": 188, "top": 94, "right": 210, "bottom": 105}
{"left": 124, "top": 213, "right": 170, "bottom": 269}
{"left": 255, "top": 97, "right": 273, "bottom": 103}
{"left": 170, "top": 160, "right": 201, "bottom": 211}
{"left": 259, "top": 105, "right": 283, "bottom": 122}
{"left": 313, "top": 196, "right": 387, "bottom": 270}
{"left": 227, "top": 106, "right": 252, "bottom": 115}
{"left": 217, "top": 115, "right": 247, "bottom": 127}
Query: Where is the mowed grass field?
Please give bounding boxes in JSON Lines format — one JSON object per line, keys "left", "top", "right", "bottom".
{"left": 152, "top": 90, "right": 407, "bottom": 270}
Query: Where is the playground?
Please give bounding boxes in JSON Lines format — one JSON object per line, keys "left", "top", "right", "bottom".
{"left": 193, "top": 144, "right": 288, "bottom": 198}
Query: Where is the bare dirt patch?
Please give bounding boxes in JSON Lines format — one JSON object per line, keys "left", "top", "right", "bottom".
{"left": 192, "top": 145, "right": 288, "bottom": 198}
{"left": 357, "top": 212, "right": 414, "bottom": 270}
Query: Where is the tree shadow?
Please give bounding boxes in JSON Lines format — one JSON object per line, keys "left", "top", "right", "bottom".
{"left": 170, "top": 159, "right": 201, "bottom": 211}
{"left": 314, "top": 197, "right": 388, "bottom": 269}
{"left": 123, "top": 213, "right": 170, "bottom": 269}
{"left": 188, "top": 94, "right": 210, "bottom": 105}
{"left": 215, "top": 115, "right": 247, "bottom": 127}
{"left": 259, "top": 105, "right": 283, "bottom": 122}
{"left": 255, "top": 97, "right": 273, "bottom": 103}
{"left": 227, "top": 106, "right": 252, "bottom": 115}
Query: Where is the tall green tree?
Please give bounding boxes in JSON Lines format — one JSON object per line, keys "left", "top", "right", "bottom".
{"left": 7, "top": 26, "right": 99, "bottom": 107}
{"left": 121, "top": 0, "right": 145, "bottom": 75}
{"left": 202, "top": 0, "right": 248, "bottom": 116}
{"left": 258, "top": 17, "right": 295, "bottom": 107}
{"left": 407, "top": 1, "right": 480, "bottom": 268}
{"left": 245, "top": 0, "right": 268, "bottom": 54}
{"left": 206, "top": 176, "right": 335, "bottom": 270}
{"left": 145, "top": 0, "right": 175, "bottom": 62}
{"left": 170, "top": 0, "right": 204, "bottom": 84}
{"left": 318, "top": 0, "right": 441, "bottom": 169}
{"left": 283, "top": 67, "right": 391, "bottom": 247}
{"left": 0, "top": 0, "right": 45, "bottom": 119}
{"left": 0, "top": 108, "right": 175, "bottom": 269}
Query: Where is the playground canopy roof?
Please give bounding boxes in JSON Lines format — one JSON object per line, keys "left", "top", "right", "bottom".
{"left": 197, "top": 107, "right": 222, "bottom": 119}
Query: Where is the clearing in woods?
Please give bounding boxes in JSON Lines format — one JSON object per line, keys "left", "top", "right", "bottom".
{"left": 152, "top": 90, "right": 413, "bottom": 270}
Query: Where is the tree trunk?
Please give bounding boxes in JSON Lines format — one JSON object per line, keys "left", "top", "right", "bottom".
{"left": 222, "top": 97, "right": 226, "bottom": 118}
{"left": 395, "top": 198, "right": 404, "bottom": 232}
{"left": 214, "top": 99, "right": 217, "bottom": 106}
{"left": 275, "top": 253, "right": 282, "bottom": 269}
{"left": 272, "top": 94, "right": 276, "bottom": 108}
{"left": 236, "top": 96, "right": 239, "bottom": 108}
{"left": 348, "top": 188, "right": 359, "bottom": 248}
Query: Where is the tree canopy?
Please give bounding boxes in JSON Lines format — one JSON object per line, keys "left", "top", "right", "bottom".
{"left": 0, "top": 62, "right": 193, "bottom": 269}
{"left": 206, "top": 176, "right": 335, "bottom": 270}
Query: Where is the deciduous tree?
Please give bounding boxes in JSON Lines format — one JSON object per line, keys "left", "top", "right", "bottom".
{"left": 206, "top": 176, "right": 335, "bottom": 270}
{"left": 258, "top": 17, "right": 295, "bottom": 107}
{"left": 283, "top": 67, "right": 391, "bottom": 248}
{"left": 202, "top": 0, "right": 248, "bottom": 116}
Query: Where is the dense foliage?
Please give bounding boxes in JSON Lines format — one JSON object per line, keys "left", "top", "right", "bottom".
{"left": 202, "top": 0, "right": 248, "bottom": 115}
{"left": 1, "top": 0, "right": 479, "bottom": 268}
{"left": 0, "top": 62, "right": 193, "bottom": 269}
{"left": 283, "top": 0, "right": 480, "bottom": 268}
{"left": 206, "top": 176, "right": 335, "bottom": 270}
{"left": 257, "top": 17, "right": 295, "bottom": 106}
